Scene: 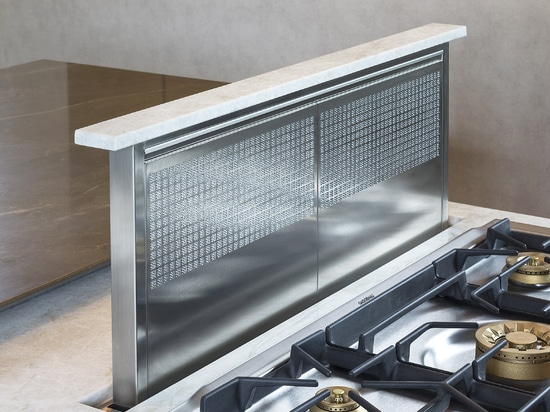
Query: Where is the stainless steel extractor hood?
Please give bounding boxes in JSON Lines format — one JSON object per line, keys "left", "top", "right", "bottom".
{"left": 100, "top": 35, "right": 459, "bottom": 409}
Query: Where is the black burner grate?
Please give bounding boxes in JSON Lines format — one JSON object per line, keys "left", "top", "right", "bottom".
{"left": 201, "top": 219, "right": 550, "bottom": 412}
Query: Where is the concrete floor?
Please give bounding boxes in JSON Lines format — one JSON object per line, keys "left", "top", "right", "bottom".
{"left": 0, "top": 265, "right": 112, "bottom": 411}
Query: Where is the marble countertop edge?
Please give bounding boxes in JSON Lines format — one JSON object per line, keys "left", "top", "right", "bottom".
{"left": 75, "top": 23, "right": 466, "bottom": 152}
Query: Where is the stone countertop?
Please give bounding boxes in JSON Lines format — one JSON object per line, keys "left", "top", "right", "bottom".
{"left": 1, "top": 202, "right": 549, "bottom": 411}
{"left": 75, "top": 23, "right": 466, "bottom": 151}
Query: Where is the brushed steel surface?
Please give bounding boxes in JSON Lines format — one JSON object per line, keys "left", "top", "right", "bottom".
{"left": 144, "top": 108, "right": 317, "bottom": 289}
{"left": 317, "top": 159, "right": 444, "bottom": 297}
{"left": 316, "top": 55, "right": 446, "bottom": 296}
{"left": 152, "top": 222, "right": 493, "bottom": 412}
{"left": 111, "top": 46, "right": 450, "bottom": 407}
{"left": 110, "top": 147, "right": 148, "bottom": 406}
{"left": 146, "top": 218, "right": 318, "bottom": 395}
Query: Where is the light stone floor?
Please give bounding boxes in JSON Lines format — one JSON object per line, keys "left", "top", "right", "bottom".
{"left": 0, "top": 266, "right": 112, "bottom": 411}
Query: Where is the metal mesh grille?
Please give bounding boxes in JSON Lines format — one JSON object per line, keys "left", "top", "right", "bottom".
{"left": 147, "top": 117, "right": 316, "bottom": 289}
{"left": 319, "top": 70, "right": 441, "bottom": 209}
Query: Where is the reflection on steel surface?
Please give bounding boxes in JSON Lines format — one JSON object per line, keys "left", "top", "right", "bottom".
{"left": 109, "top": 46, "right": 450, "bottom": 407}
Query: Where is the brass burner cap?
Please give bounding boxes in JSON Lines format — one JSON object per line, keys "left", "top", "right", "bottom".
{"left": 310, "top": 387, "right": 367, "bottom": 412}
{"left": 505, "top": 252, "right": 550, "bottom": 287}
{"left": 475, "top": 321, "right": 550, "bottom": 380}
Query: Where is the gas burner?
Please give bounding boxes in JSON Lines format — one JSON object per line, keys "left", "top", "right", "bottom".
{"left": 505, "top": 252, "right": 550, "bottom": 287}
{"left": 475, "top": 321, "right": 550, "bottom": 381}
{"left": 310, "top": 387, "right": 367, "bottom": 412}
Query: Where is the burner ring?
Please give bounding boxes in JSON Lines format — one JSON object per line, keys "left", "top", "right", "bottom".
{"left": 310, "top": 387, "right": 367, "bottom": 412}
{"left": 505, "top": 252, "right": 550, "bottom": 287}
{"left": 475, "top": 321, "right": 550, "bottom": 380}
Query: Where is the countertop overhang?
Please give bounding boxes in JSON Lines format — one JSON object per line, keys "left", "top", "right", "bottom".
{"left": 75, "top": 23, "right": 466, "bottom": 151}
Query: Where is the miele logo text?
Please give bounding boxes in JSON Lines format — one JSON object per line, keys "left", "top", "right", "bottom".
{"left": 358, "top": 294, "right": 375, "bottom": 305}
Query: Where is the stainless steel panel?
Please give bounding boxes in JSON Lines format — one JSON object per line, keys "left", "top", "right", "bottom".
{"left": 110, "top": 45, "right": 449, "bottom": 407}
{"left": 146, "top": 217, "right": 318, "bottom": 395}
{"left": 109, "top": 146, "right": 148, "bottom": 407}
{"left": 144, "top": 108, "right": 319, "bottom": 396}
{"left": 161, "top": 222, "right": 493, "bottom": 412}
{"left": 145, "top": 112, "right": 317, "bottom": 288}
{"left": 317, "top": 63, "right": 446, "bottom": 295}
{"left": 318, "top": 158, "right": 444, "bottom": 295}
{"left": 318, "top": 69, "right": 442, "bottom": 209}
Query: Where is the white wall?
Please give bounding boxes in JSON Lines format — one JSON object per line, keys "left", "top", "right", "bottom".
{"left": 1, "top": 0, "right": 549, "bottom": 218}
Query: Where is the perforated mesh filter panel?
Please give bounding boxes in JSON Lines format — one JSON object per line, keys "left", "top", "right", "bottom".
{"left": 147, "top": 116, "right": 316, "bottom": 289}
{"left": 319, "top": 70, "right": 441, "bottom": 209}
{"left": 145, "top": 62, "right": 443, "bottom": 289}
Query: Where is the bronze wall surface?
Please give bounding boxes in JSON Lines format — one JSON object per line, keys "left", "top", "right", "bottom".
{"left": 0, "top": 60, "right": 224, "bottom": 309}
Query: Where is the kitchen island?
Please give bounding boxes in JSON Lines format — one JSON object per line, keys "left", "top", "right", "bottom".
{"left": 1, "top": 202, "right": 549, "bottom": 411}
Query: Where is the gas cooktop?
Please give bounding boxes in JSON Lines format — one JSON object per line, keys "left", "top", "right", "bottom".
{"left": 125, "top": 217, "right": 550, "bottom": 412}
{"left": 197, "top": 218, "right": 550, "bottom": 412}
